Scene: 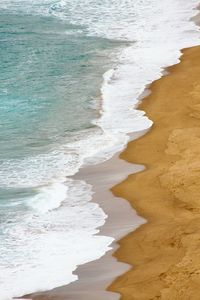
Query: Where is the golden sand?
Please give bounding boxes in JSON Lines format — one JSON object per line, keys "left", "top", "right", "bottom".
{"left": 108, "top": 45, "right": 200, "bottom": 300}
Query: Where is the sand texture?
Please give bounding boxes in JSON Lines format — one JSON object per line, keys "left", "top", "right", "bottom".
{"left": 109, "top": 46, "right": 200, "bottom": 300}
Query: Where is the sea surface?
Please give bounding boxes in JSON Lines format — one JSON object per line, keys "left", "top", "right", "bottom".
{"left": 0, "top": 0, "right": 200, "bottom": 299}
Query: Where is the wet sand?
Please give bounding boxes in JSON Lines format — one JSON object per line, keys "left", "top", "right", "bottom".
{"left": 109, "top": 45, "right": 200, "bottom": 299}
{"left": 23, "top": 137, "right": 146, "bottom": 300}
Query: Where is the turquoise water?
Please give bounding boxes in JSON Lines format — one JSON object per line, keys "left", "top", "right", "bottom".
{"left": 0, "top": 5, "right": 122, "bottom": 298}
{"left": 0, "top": 14, "right": 117, "bottom": 159}
{"left": 0, "top": 10, "right": 118, "bottom": 230}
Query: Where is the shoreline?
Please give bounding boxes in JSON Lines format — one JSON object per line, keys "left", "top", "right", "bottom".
{"left": 109, "top": 45, "right": 200, "bottom": 299}
{"left": 21, "top": 7, "right": 200, "bottom": 296}
{"left": 22, "top": 44, "right": 200, "bottom": 300}
{"left": 23, "top": 137, "right": 146, "bottom": 300}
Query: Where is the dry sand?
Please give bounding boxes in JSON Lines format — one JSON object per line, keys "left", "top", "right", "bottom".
{"left": 109, "top": 45, "right": 200, "bottom": 300}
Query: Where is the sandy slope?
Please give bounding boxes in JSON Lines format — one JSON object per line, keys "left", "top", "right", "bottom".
{"left": 109, "top": 46, "right": 200, "bottom": 300}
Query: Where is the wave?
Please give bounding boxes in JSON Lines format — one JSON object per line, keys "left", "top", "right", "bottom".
{"left": 0, "top": 177, "right": 113, "bottom": 299}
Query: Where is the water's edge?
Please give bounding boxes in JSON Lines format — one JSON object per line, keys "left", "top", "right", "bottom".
{"left": 23, "top": 130, "right": 146, "bottom": 300}
{"left": 20, "top": 4, "right": 200, "bottom": 300}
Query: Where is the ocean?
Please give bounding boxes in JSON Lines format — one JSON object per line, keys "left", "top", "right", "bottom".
{"left": 0, "top": 0, "right": 199, "bottom": 299}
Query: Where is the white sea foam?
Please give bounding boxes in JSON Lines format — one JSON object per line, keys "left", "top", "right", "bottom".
{"left": 0, "top": 0, "right": 200, "bottom": 299}
{"left": 0, "top": 178, "right": 112, "bottom": 300}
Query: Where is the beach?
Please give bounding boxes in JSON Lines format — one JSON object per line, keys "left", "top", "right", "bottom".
{"left": 24, "top": 45, "right": 200, "bottom": 300}
{"left": 109, "top": 45, "right": 200, "bottom": 299}
{"left": 1, "top": 1, "right": 200, "bottom": 298}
